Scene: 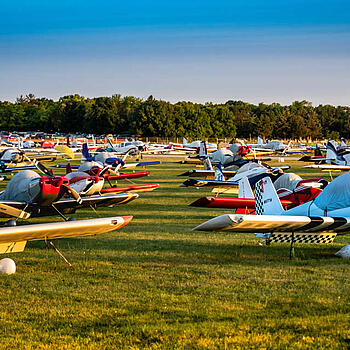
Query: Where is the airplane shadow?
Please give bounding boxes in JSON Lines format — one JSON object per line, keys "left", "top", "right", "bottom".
{"left": 27, "top": 236, "right": 343, "bottom": 267}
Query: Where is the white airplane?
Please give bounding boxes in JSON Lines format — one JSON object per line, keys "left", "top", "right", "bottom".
{"left": 302, "top": 141, "right": 350, "bottom": 170}
{"left": 246, "top": 136, "right": 286, "bottom": 152}
{"left": 106, "top": 138, "right": 143, "bottom": 155}
{"left": 194, "top": 172, "right": 350, "bottom": 255}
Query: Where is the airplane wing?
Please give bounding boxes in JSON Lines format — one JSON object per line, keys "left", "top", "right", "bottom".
{"left": 178, "top": 169, "right": 237, "bottom": 178}
{"left": 0, "top": 165, "right": 37, "bottom": 173}
{"left": 100, "top": 184, "right": 159, "bottom": 194}
{"left": 28, "top": 154, "right": 57, "bottom": 162}
{"left": 106, "top": 171, "right": 150, "bottom": 180}
{"left": 36, "top": 193, "right": 139, "bottom": 216}
{"left": 193, "top": 214, "right": 350, "bottom": 234}
{"left": 54, "top": 145, "right": 75, "bottom": 159}
{"left": 53, "top": 164, "right": 80, "bottom": 169}
{"left": 301, "top": 164, "right": 350, "bottom": 170}
{"left": 181, "top": 179, "right": 236, "bottom": 188}
{"left": 0, "top": 193, "right": 139, "bottom": 218}
{"left": 298, "top": 156, "right": 326, "bottom": 162}
{"left": 0, "top": 216, "right": 132, "bottom": 253}
{"left": 122, "top": 161, "right": 161, "bottom": 169}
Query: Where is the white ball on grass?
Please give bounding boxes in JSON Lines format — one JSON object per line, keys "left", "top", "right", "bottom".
{"left": 0, "top": 258, "right": 16, "bottom": 274}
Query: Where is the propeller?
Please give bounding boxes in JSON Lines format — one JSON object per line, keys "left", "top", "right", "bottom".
{"left": 99, "top": 166, "right": 110, "bottom": 177}
{"left": 33, "top": 159, "right": 53, "bottom": 177}
{"left": 60, "top": 184, "right": 83, "bottom": 205}
{"left": 114, "top": 150, "right": 130, "bottom": 172}
{"left": 79, "top": 180, "right": 96, "bottom": 196}
{"left": 20, "top": 150, "right": 83, "bottom": 204}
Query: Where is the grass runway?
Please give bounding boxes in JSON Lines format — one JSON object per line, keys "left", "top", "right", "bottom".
{"left": 0, "top": 158, "right": 349, "bottom": 349}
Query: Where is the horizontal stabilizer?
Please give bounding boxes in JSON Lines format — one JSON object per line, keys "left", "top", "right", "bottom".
{"left": 0, "top": 241, "right": 27, "bottom": 254}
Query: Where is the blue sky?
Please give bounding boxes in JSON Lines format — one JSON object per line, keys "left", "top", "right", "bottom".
{"left": 1, "top": 0, "right": 349, "bottom": 105}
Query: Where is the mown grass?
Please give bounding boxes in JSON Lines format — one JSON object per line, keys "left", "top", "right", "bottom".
{"left": 0, "top": 157, "right": 349, "bottom": 349}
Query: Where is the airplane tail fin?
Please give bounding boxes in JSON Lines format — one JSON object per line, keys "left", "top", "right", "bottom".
{"left": 17, "top": 137, "right": 23, "bottom": 149}
{"left": 82, "top": 143, "right": 91, "bottom": 161}
{"left": 115, "top": 151, "right": 129, "bottom": 172}
{"left": 203, "top": 158, "right": 213, "bottom": 171}
{"left": 199, "top": 141, "right": 208, "bottom": 158}
{"left": 257, "top": 135, "right": 263, "bottom": 145}
{"left": 214, "top": 164, "right": 225, "bottom": 181}
{"left": 255, "top": 176, "right": 284, "bottom": 215}
{"left": 66, "top": 163, "right": 72, "bottom": 174}
{"left": 183, "top": 137, "right": 187, "bottom": 145}
{"left": 238, "top": 176, "right": 254, "bottom": 199}
{"left": 200, "top": 140, "right": 213, "bottom": 170}
{"left": 326, "top": 141, "right": 338, "bottom": 162}
{"left": 314, "top": 144, "right": 322, "bottom": 157}
{"left": 341, "top": 138, "right": 347, "bottom": 148}
{"left": 282, "top": 140, "right": 293, "bottom": 154}
{"left": 107, "top": 137, "right": 114, "bottom": 149}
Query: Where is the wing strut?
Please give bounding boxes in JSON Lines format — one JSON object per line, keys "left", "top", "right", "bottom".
{"left": 49, "top": 241, "right": 72, "bottom": 267}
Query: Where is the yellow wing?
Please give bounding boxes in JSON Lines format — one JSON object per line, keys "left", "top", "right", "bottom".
{"left": 0, "top": 216, "right": 132, "bottom": 253}
{"left": 55, "top": 145, "right": 75, "bottom": 159}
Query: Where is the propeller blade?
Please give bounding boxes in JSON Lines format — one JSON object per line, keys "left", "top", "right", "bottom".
{"left": 34, "top": 160, "right": 52, "bottom": 177}
{"left": 18, "top": 149, "right": 53, "bottom": 177}
{"left": 61, "top": 185, "right": 83, "bottom": 205}
{"left": 99, "top": 166, "right": 110, "bottom": 177}
{"left": 115, "top": 151, "right": 130, "bottom": 172}
{"left": 0, "top": 203, "right": 31, "bottom": 219}
{"left": 80, "top": 180, "right": 95, "bottom": 195}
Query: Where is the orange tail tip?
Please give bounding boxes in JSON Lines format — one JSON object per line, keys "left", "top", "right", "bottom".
{"left": 121, "top": 216, "right": 133, "bottom": 226}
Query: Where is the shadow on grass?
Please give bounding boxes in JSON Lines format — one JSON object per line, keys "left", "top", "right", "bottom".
{"left": 27, "top": 236, "right": 341, "bottom": 267}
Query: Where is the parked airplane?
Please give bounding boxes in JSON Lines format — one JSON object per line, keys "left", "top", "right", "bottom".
{"left": 190, "top": 173, "right": 326, "bottom": 213}
{"left": 80, "top": 143, "right": 160, "bottom": 171}
{"left": 0, "top": 167, "right": 138, "bottom": 221}
{"left": 194, "top": 173, "right": 350, "bottom": 255}
{"left": 302, "top": 141, "right": 350, "bottom": 170}
{"left": 182, "top": 162, "right": 289, "bottom": 190}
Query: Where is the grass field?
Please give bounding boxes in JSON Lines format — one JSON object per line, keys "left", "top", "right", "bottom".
{"left": 0, "top": 157, "right": 350, "bottom": 349}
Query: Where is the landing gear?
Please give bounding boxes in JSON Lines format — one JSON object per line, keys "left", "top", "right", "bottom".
{"left": 290, "top": 232, "right": 295, "bottom": 260}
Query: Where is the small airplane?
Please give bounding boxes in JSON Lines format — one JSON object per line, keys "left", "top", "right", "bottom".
{"left": 0, "top": 148, "right": 57, "bottom": 164}
{"left": 80, "top": 143, "right": 161, "bottom": 171}
{"left": 179, "top": 141, "right": 272, "bottom": 178}
{"left": 190, "top": 174, "right": 326, "bottom": 213}
{"left": 106, "top": 138, "right": 143, "bottom": 155}
{"left": 193, "top": 172, "right": 350, "bottom": 256}
{"left": 181, "top": 162, "right": 290, "bottom": 192}
{"left": 182, "top": 137, "right": 217, "bottom": 152}
{"left": 64, "top": 164, "right": 159, "bottom": 196}
{"left": 246, "top": 136, "right": 287, "bottom": 152}
{"left": 301, "top": 141, "right": 350, "bottom": 170}
{"left": 0, "top": 162, "right": 138, "bottom": 221}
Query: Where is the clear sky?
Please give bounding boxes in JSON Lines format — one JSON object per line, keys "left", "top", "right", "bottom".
{"left": 1, "top": 0, "right": 349, "bottom": 105}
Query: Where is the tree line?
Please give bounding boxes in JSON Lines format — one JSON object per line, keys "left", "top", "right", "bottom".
{"left": 0, "top": 94, "right": 349, "bottom": 139}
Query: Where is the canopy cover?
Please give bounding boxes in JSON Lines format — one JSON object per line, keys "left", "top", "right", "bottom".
{"left": 314, "top": 172, "right": 350, "bottom": 211}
